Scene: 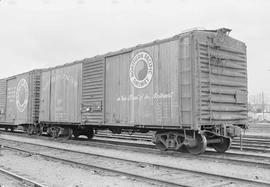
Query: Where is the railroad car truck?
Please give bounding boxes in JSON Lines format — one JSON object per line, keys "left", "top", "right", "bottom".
{"left": 0, "top": 70, "right": 41, "bottom": 132}
{"left": 78, "top": 27, "right": 247, "bottom": 154}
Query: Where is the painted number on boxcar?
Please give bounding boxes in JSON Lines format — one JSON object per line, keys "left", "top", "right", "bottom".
{"left": 129, "top": 51, "right": 153, "bottom": 88}
{"left": 16, "top": 79, "right": 29, "bottom": 112}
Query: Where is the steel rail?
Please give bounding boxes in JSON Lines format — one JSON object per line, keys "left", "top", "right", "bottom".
{"left": 0, "top": 166, "right": 47, "bottom": 187}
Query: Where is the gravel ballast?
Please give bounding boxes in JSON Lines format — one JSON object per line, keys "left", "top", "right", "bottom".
{"left": 0, "top": 134, "right": 270, "bottom": 187}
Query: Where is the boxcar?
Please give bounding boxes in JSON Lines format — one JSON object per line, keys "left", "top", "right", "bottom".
{"left": 79, "top": 28, "right": 247, "bottom": 154}
{"left": 0, "top": 28, "right": 247, "bottom": 155}
{"left": 0, "top": 70, "right": 41, "bottom": 131}
{"left": 37, "top": 62, "right": 90, "bottom": 138}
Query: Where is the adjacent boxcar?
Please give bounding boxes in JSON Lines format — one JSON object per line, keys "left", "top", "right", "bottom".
{"left": 38, "top": 62, "right": 91, "bottom": 138}
{"left": 80, "top": 28, "right": 247, "bottom": 154}
{"left": 0, "top": 70, "right": 41, "bottom": 131}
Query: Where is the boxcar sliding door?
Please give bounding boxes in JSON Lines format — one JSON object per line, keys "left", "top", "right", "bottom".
{"left": 82, "top": 59, "right": 105, "bottom": 125}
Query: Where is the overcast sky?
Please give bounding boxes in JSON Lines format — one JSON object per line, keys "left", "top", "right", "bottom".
{"left": 0, "top": 0, "right": 269, "bottom": 100}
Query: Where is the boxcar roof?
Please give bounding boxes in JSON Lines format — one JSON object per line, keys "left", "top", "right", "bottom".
{"left": 81, "top": 27, "right": 244, "bottom": 62}
{"left": 2, "top": 69, "right": 42, "bottom": 81}
{"left": 2, "top": 27, "right": 244, "bottom": 79}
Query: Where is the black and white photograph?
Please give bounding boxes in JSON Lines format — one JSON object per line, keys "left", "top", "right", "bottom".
{"left": 0, "top": 0, "right": 269, "bottom": 186}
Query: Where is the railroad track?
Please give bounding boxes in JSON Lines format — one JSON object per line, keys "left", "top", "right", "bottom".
{"left": 0, "top": 137, "right": 270, "bottom": 187}
{"left": 0, "top": 128, "right": 270, "bottom": 156}
{"left": 97, "top": 130, "right": 270, "bottom": 141}
{"left": 1, "top": 130, "right": 270, "bottom": 166}
{"left": 90, "top": 137, "right": 270, "bottom": 169}
{"left": 1, "top": 128, "right": 270, "bottom": 153}
{"left": 95, "top": 131, "right": 270, "bottom": 153}
{"left": 0, "top": 165, "right": 47, "bottom": 187}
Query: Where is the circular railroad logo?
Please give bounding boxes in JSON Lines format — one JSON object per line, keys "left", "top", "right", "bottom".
{"left": 129, "top": 51, "right": 153, "bottom": 88}
{"left": 16, "top": 78, "right": 29, "bottom": 112}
